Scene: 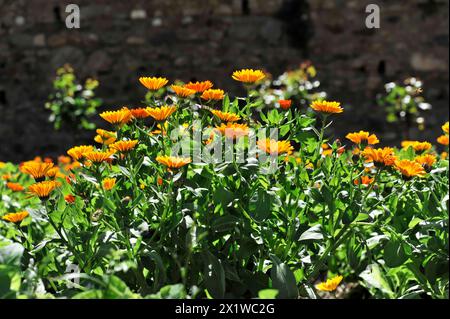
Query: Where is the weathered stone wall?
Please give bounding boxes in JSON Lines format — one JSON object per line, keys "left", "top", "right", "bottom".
{"left": 0, "top": 0, "right": 448, "bottom": 162}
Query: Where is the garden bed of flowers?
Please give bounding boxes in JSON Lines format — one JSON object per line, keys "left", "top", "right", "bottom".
{"left": 0, "top": 69, "right": 448, "bottom": 299}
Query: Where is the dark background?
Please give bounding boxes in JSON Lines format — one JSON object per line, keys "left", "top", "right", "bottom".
{"left": 0, "top": 0, "right": 448, "bottom": 163}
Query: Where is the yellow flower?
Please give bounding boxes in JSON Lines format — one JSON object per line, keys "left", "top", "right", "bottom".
{"left": 171, "top": 85, "right": 196, "bottom": 98}
{"left": 362, "top": 147, "right": 396, "bottom": 167}
{"left": 215, "top": 123, "right": 249, "bottom": 140}
{"left": 346, "top": 131, "right": 379, "bottom": 145}
{"left": 146, "top": 106, "right": 177, "bottom": 121}
{"left": 94, "top": 129, "right": 117, "bottom": 145}
{"left": 442, "top": 121, "right": 449, "bottom": 134}
{"left": 156, "top": 155, "right": 191, "bottom": 169}
{"left": 211, "top": 110, "right": 241, "bottom": 122}
{"left": 139, "top": 76, "right": 168, "bottom": 90}
{"left": 201, "top": 89, "right": 225, "bottom": 101}
{"left": 437, "top": 135, "right": 449, "bottom": 146}
{"left": 310, "top": 100, "right": 343, "bottom": 114}
{"left": 6, "top": 182, "right": 24, "bottom": 192}
{"left": 20, "top": 161, "right": 54, "bottom": 181}
{"left": 67, "top": 145, "right": 94, "bottom": 161}
{"left": 28, "top": 180, "right": 59, "bottom": 199}
{"left": 257, "top": 139, "right": 294, "bottom": 156}
{"left": 100, "top": 108, "right": 133, "bottom": 126}
{"left": 109, "top": 140, "right": 138, "bottom": 153}
{"left": 395, "top": 159, "right": 426, "bottom": 179}
{"left": 83, "top": 150, "right": 116, "bottom": 163}
{"left": 403, "top": 141, "right": 432, "bottom": 153}
{"left": 415, "top": 154, "right": 436, "bottom": 170}
{"left": 0, "top": 162, "right": 6, "bottom": 169}
{"left": 232, "top": 69, "right": 265, "bottom": 83}
{"left": 184, "top": 80, "right": 213, "bottom": 92}
{"left": 316, "top": 275, "right": 343, "bottom": 292}
{"left": 102, "top": 178, "right": 116, "bottom": 190}
{"left": 130, "top": 108, "right": 151, "bottom": 119}
{"left": 2, "top": 211, "right": 29, "bottom": 223}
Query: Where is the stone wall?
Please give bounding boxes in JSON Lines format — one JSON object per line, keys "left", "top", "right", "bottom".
{"left": 0, "top": 0, "right": 448, "bottom": 162}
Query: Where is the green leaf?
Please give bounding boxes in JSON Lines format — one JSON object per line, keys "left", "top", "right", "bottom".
{"left": 270, "top": 256, "right": 298, "bottom": 299}
{"left": 0, "top": 242, "right": 24, "bottom": 267}
{"left": 299, "top": 224, "right": 323, "bottom": 241}
{"left": 258, "top": 289, "right": 279, "bottom": 299}
{"left": 383, "top": 239, "right": 408, "bottom": 268}
{"left": 203, "top": 252, "right": 225, "bottom": 298}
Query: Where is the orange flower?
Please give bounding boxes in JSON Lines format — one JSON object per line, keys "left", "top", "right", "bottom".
{"left": 46, "top": 167, "right": 62, "bottom": 178}
{"left": 310, "top": 100, "right": 343, "bottom": 114}
{"left": 156, "top": 155, "right": 191, "bottom": 169}
{"left": 100, "top": 108, "right": 133, "bottom": 126}
{"left": 6, "top": 182, "right": 24, "bottom": 192}
{"left": 415, "top": 154, "right": 436, "bottom": 171}
{"left": 130, "top": 108, "right": 150, "bottom": 119}
{"left": 83, "top": 150, "right": 116, "bottom": 163}
{"left": 171, "top": 85, "right": 196, "bottom": 98}
{"left": 316, "top": 275, "right": 343, "bottom": 292}
{"left": 2, "top": 174, "right": 11, "bottom": 180}
{"left": 102, "top": 178, "right": 116, "bottom": 190}
{"left": 65, "top": 194, "right": 76, "bottom": 204}
{"left": 157, "top": 176, "right": 163, "bottom": 186}
{"left": 403, "top": 141, "right": 432, "bottom": 153}
{"left": 437, "top": 135, "right": 449, "bottom": 146}
{"left": 395, "top": 159, "right": 426, "bottom": 179}
{"left": 346, "top": 131, "right": 379, "bottom": 146}
{"left": 21, "top": 161, "right": 54, "bottom": 181}
{"left": 362, "top": 147, "right": 396, "bottom": 167}
{"left": 67, "top": 145, "right": 94, "bottom": 161}
{"left": 232, "top": 69, "right": 265, "bottom": 83}
{"left": 354, "top": 176, "right": 374, "bottom": 186}
{"left": 279, "top": 99, "right": 292, "bottom": 110}
{"left": 184, "top": 80, "right": 214, "bottom": 93}
{"left": 257, "top": 139, "right": 294, "bottom": 156}
{"left": 146, "top": 106, "right": 177, "bottom": 121}
{"left": 215, "top": 123, "right": 249, "bottom": 140}
{"left": 94, "top": 129, "right": 117, "bottom": 145}
{"left": 139, "top": 76, "right": 168, "bottom": 91}
{"left": 58, "top": 155, "right": 72, "bottom": 165}
{"left": 441, "top": 152, "right": 448, "bottom": 159}
{"left": 201, "top": 89, "right": 225, "bottom": 101}
{"left": 442, "top": 121, "right": 449, "bottom": 134}
{"left": 2, "top": 211, "right": 29, "bottom": 223}
{"left": 109, "top": 140, "right": 138, "bottom": 153}
{"left": 28, "top": 180, "right": 59, "bottom": 199}
{"left": 211, "top": 110, "right": 241, "bottom": 122}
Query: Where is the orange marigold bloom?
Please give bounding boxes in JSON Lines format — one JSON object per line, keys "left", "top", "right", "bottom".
{"left": 437, "top": 135, "right": 449, "bottom": 146}
{"left": 346, "top": 131, "right": 379, "bottom": 145}
{"left": 146, "top": 106, "right": 177, "bottom": 121}
{"left": 442, "top": 121, "right": 449, "bottom": 134}
{"left": 201, "top": 89, "right": 225, "bottom": 101}
{"left": 28, "top": 180, "right": 59, "bottom": 199}
{"left": 232, "top": 69, "right": 265, "bottom": 83}
{"left": 215, "top": 123, "right": 250, "bottom": 140}
{"left": 316, "top": 275, "right": 343, "bottom": 292}
{"left": 94, "top": 129, "right": 117, "bottom": 145}
{"left": 100, "top": 108, "right": 133, "bottom": 126}
{"left": 46, "top": 167, "right": 61, "bottom": 178}
{"left": 139, "top": 76, "right": 168, "bottom": 91}
{"left": 65, "top": 194, "right": 76, "bottom": 204}
{"left": 211, "top": 110, "right": 241, "bottom": 122}
{"left": 171, "top": 85, "right": 196, "bottom": 98}
{"left": 102, "top": 178, "right": 116, "bottom": 190}
{"left": 362, "top": 147, "right": 396, "bottom": 167}
{"left": 67, "top": 145, "right": 94, "bottom": 161}
{"left": 2, "top": 211, "right": 29, "bottom": 223}
{"left": 441, "top": 152, "right": 448, "bottom": 159}
{"left": 156, "top": 155, "right": 191, "bottom": 169}
{"left": 83, "top": 150, "right": 116, "bottom": 163}
{"left": 2, "top": 174, "right": 11, "bottom": 180}
{"left": 405, "top": 141, "right": 432, "bottom": 153}
{"left": 395, "top": 159, "right": 426, "bottom": 179}
{"left": 21, "top": 161, "right": 54, "bottom": 180}
{"left": 184, "top": 80, "right": 214, "bottom": 93}
{"left": 415, "top": 154, "right": 436, "bottom": 171}
{"left": 157, "top": 176, "right": 163, "bottom": 186}
{"left": 130, "top": 108, "right": 150, "bottom": 119}
{"left": 354, "top": 176, "right": 374, "bottom": 186}
{"left": 58, "top": 155, "right": 72, "bottom": 165}
{"left": 6, "top": 182, "right": 24, "bottom": 192}
{"left": 109, "top": 140, "right": 138, "bottom": 153}
{"left": 310, "top": 100, "right": 343, "bottom": 114}
{"left": 279, "top": 99, "right": 292, "bottom": 110}
{"left": 257, "top": 139, "right": 294, "bottom": 156}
